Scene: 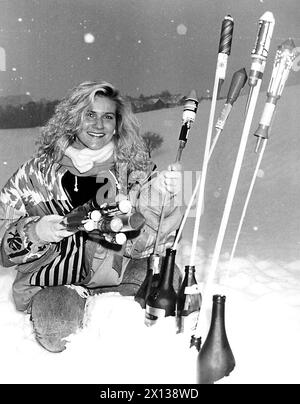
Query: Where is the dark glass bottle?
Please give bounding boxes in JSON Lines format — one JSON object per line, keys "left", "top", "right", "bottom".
{"left": 144, "top": 248, "right": 177, "bottom": 326}
{"left": 134, "top": 254, "right": 160, "bottom": 309}
{"left": 197, "top": 295, "right": 235, "bottom": 384}
{"left": 176, "top": 265, "right": 202, "bottom": 335}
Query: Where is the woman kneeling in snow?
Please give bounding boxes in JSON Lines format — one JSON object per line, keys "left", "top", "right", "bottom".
{"left": 0, "top": 81, "right": 182, "bottom": 352}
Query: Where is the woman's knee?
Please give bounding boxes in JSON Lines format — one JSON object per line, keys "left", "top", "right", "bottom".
{"left": 12, "top": 273, "right": 42, "bottom": 312}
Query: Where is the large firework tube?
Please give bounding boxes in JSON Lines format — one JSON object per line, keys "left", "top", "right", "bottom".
{"left": 245, "top": 11, "right": 275, "bottom": 113}
{"left": 82, "top": 219, "right": 127, "bottom": 245}
{"left": 64, "top": 210, "right": 145, "bottom": 232}
{"left": 63, "top": 198, "right": 132, "bottom": 229}
{"left": 67, "top": 215, "right": 123, "bottom": 233}
{"left": 116, "top": 211, "right": 146, "bottom": 232}
{"left": 63, "top": 198, "right": 132, "bottom": 228}
{"left": 95, "top": 199, "right": 132, "bottom": 215}
{"left": 254, "top": 38, "right": 297, "bottom": 152}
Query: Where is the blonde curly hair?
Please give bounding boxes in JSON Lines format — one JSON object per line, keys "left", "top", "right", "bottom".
{"left": 36, "top": 81, "right": 151, "bottom": 172}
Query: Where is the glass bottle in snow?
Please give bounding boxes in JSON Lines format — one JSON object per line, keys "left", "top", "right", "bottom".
{"left": 144, "top": 248, "right": 177, "bottom": 326}
{"left": 176, "top": 265, "right": 202, "bottom": 335}
{"left": 197, "top": 294, "right": 235, "bottom": 384}
{"left": 135, "top": 254, "right": 161, "bottom": 309}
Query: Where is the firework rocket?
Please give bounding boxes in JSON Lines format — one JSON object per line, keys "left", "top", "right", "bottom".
{"left": 210, "top": 68, "right": 248, "bottom": 159}
{"left": 217, "top": 15, "right": 234, "bottom": 93}
{"left": 176, "top": 89, "right": 199, "bottom": 161}
{"left": 215, "top": 68, "right": 248, "bottom": 132}
{"left": 254, "top": 38, "right": 298, "bottom": 152}
{"left": 245, "top": 11, "right": 275, "bottom": 113}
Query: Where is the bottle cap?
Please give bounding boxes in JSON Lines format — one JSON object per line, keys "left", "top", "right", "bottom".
{"left": 213, "top": 294, "right": 226, "bottom": 303}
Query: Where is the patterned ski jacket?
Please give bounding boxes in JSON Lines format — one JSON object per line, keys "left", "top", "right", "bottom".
{"left": 0, "top": 154, "right": 181, "bottom": 288}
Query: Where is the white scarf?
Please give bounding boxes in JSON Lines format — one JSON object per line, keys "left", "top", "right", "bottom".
{"left": 64, "top": 141, "right": 115, "bottom": 173}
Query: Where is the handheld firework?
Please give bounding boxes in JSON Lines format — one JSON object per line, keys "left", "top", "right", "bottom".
{"left": 62, "top": 198, "right": 145, "bottom": 245}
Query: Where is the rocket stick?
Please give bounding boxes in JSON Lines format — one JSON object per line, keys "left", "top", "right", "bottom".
{"left": 189, "top": 15, "right": 234, "bottom": 267}
{"left": 228, "top": 38, "right": 298, "bottom": 265}
{"left": 194, "top": 12, "right": 275, "bottom": 340}
{"left": 228, "top": 138, "right": 267, "bottom": 265}
{"left": 153, "top": 90, "right": 198, "bottom": 256}
{"left": 195, "top": 79, "right": 262, "bottom": 340}
{"left": 172, "top": 68, "right": 247, "bottom": 251}
{"left": 135, "top": 92, "right": 199, "bottom": 308}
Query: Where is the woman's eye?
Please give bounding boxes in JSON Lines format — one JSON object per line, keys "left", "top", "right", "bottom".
{"left": 86, "top": 111, "right": 96, "bottom": 119}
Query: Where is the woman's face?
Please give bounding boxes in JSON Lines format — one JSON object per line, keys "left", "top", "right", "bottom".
{"left": 76, "top": 95, "right": 117, "bottom": 150}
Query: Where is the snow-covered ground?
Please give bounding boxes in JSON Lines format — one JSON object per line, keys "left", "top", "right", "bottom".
{"left": 1, "top": 247, "right": 300, "bottom": 384}
{"left": 1, "top": 85, "right": 300, "bottom": 384}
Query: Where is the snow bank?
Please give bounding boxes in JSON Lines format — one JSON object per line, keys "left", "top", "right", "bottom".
{"left": 1, "top": 245, "right": 300, "bottom": 384}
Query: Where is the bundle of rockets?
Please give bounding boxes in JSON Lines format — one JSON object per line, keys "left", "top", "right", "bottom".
{"left": 64, "top": 11, "right": 298, "bottom": 383}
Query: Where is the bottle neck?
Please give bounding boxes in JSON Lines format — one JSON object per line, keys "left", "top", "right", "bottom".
{"left": 148, "top": 254, "right": 161, "bottom": 275}
{"left": 159, "top": 248, "right": 176, "bottom": 290}
{"left": 184, "top": 265, "right": 196, "bottom": 286}
{"left": 210, "top": 295, "right": 226, "bottom": 330}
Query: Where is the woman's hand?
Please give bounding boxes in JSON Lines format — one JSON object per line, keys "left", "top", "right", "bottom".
{"left": 35, "top": 215, "right": 76, "bottom": 243}
{"left": 153, "top": 162, "right": 182, "bottom": 197}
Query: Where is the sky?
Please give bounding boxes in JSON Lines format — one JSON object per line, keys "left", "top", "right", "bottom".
{"left": 0, "top": 0, "right": 300, "bottom": 101}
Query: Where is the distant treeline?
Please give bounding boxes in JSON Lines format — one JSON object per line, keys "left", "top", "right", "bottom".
{"left": 0, "top": 100, "right": 59, "bottom": 129}
{"left": 0, "top": 90, "right": 215, "bottom": 129}
{"left": 0, "top": 98, "right": 178, "bottom": 129}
